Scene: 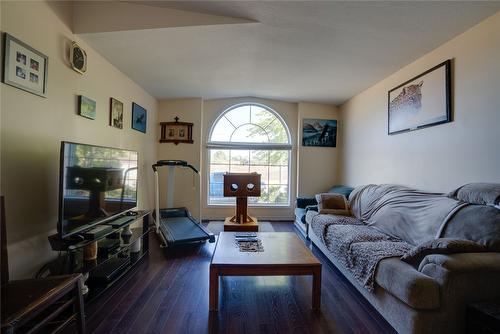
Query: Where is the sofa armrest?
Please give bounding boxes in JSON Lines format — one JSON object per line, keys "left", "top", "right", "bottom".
{"left": 419, "top": 253, "right": 500, "bottom": 300}
{"left": 376, "top": 257, "right": 440, "bottom": 309}
{"left": 305, "top": 209, "right": 319, "bottom": 225}
{"left": 417, "top": 252, "right": 500, "bottom": 333}
{"left": 305, "top": 205, "right": 318, "bottom": 213}
{"left": 296, "top": 197, "right": 317, "bottom": 209}
{"left": 418, "top": 252, "right": 500, "bottom": 276}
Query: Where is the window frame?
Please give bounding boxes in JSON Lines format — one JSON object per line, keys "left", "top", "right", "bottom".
{"left": 206, "top": 102, "right": 292, "bottom": 207}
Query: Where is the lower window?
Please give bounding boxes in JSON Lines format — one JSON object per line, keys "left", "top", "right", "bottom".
{"left": 208, "top": 149, "right": 290, "bottom": 206}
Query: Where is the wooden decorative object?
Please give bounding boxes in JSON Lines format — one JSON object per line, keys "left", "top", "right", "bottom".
{"left": 223, "top": 173, "right": 261, "bottom": 231}
{"left": 1, "top": 196, "right": 9, "bottom": 284}
{"left": 84, "top": 241, "right": 98, "bottom": 261}
{"left": 159, "top": 117, "right": 194, "bottom": 145}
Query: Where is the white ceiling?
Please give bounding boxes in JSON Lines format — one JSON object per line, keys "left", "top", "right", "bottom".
{"left": 78, "top": 1, "right": 500, "bottom": 105}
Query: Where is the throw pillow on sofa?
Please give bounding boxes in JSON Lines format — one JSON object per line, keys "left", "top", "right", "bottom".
{"left": 401, "top": 238, "right": 487, "bottom": 266}
{"left": 448, "top": 182, "right": 500, "bottom": 206}
{"left": 315, "top": 193, "right": 350, "bottom": 216}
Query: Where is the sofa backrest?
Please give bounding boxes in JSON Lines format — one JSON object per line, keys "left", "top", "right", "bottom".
{"left": 443, "top": 204, "right": 500, "bottom": 251}
{"left": 350, "top": 184, "right": 500, "bottom": 249}
{"left": 328, "top": 185, "right": 354, "bottom": 199}
{"left": 349, "top": 184, "right": 466, "bottom": 245}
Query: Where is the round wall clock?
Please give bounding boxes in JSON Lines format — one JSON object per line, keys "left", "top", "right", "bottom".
{"left": 69, "top": 42, "right": 87, "bottom": 74}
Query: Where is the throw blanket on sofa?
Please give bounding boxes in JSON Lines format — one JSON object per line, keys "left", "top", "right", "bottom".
{"left": 349, "top": 184, "right": 467, "bottom": 245}
{"left": 310, "top": 213, "right": 411, "bottom": 291}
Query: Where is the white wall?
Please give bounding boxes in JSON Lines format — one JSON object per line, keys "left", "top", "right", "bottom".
{"left": 157, "top": 98, "right": 203, "bottom": 219}
{"left": 157, "top": 97, "right": 340, "bottom": 220}
{"left": 297, "top": 102, "right": 340, "bottom": 197}
{"left": 339, "top": 12, "right": 500, "bottom": 192}
{"left": 158, "top": 97, "right": 340, "bottom": 220}
{"left": 1, "top": 1, "right": 158, "bottom": 278}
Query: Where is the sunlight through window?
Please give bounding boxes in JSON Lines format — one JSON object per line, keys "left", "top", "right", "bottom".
{"left": 207, "top": 104, "right": 291, "bottom": 206}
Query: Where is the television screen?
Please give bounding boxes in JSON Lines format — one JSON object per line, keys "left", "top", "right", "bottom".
{"left": 58, "top": 141, "right": 138, "bottom": 239}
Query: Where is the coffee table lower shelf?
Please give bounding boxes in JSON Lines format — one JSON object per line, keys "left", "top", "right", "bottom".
{"left": 209, "top": 232, "right": 322, "bottom": 312}
{"left": 209, "top": 264, "right": 321, "bottom": 311}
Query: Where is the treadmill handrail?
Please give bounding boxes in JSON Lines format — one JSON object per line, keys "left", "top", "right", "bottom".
{"left": 152, "top": 160, "right": 199, "bottom": 173}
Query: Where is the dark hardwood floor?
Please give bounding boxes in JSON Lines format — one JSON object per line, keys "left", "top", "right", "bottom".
{"left": 84, "top": 222, "right": 396, "bottom": 334}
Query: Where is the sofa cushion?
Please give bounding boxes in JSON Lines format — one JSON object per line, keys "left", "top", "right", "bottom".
{"left": 315, "top": 193, "right": 350, "bottom": 216}
{"left": 305, "top": 209, "right": 319, "bottom": 226}
{"left": 401, "top": 238, "right": 487, "bottom": 266}
{"left": 376, "top": 257, "right": 440, "bottom": 310}
{"left": 448, "top": 182, "right": 500, "bottom": 206}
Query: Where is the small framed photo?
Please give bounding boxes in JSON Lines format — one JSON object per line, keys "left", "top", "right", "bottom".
{"left": 3, "top": 33, "right": 48, "bottom": 97}
{"left": 159, "top": 117, "right": 194, "bottom": 145}
{"left": 77, "top": 95, "right": 96, "bottom": 120}
{"left": 109, "top": 97, "right": 124, "bottom": 129}
{"left": 131, "top": 102, "right": 147, "bottom": 133}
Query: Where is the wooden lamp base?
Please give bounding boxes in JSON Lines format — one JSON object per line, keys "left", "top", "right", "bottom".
{"left": 224, "top": 216, "right": 259, "bottom": 232}
{"left": 222, "top": 173, "right": 262, "bottom": 232}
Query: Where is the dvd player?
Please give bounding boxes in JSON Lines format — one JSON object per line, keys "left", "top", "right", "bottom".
{"left": 83, "top": 225, "right": 113, "bottom": 240}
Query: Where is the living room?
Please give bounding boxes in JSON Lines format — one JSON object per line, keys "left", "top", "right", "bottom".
{"left": 1, "top": 1, "right": 499, "bottom": 333}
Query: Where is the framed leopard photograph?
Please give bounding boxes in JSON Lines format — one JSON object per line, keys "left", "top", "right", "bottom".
{"left": 388, "top": 59, "right": 451, "bottom": 135}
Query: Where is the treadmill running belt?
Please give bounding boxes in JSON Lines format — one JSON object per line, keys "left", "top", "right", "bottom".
{"left": 159, "top": 217, "right": 210, "bottom": 245}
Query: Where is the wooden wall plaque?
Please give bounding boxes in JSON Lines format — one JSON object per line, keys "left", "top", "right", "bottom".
{"left": 159, "top": 117, "right": 194, "bottom": 145}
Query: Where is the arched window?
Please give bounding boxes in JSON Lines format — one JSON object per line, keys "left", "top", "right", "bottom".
{"left": 207, "top": 103, "right": 292, "bottom": 206}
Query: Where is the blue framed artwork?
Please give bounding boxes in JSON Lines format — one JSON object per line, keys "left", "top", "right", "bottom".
{"left": 302, "top": 119, "right": 337, "bottom": 147}
{"left": 131, "top": 102, "right": 147, "bottom": 133}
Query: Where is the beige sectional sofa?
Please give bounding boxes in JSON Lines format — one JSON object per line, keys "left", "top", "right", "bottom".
{"left": 307, "top": 183, "right": 500, "bottom": 334}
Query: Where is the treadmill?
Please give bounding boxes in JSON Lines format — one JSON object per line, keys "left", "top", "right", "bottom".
{"left": 152, "top": 160, "right": 214, "bottom": 247}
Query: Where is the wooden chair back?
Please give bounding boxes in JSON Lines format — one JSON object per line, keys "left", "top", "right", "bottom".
{"left": 1, "top": 196, "right": 9, "bottom": 284}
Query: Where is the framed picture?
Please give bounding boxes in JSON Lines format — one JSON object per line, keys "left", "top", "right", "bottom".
{"left": 77, "top": 95, "right": 96, "bottom": 120}
{"left": 159, "top": 117, "right": 194, "bottom": 145}
{"left": 388, "top": 59, "right": 451, "bottom": 135}
{"left": 131, "top": 102, "right": 147, "bottom": 133}
{"left": 302, "top": 119, "right": 337, "bottom": 147}
{"left": 109, "top": 98, "right": 124, "bottom": 129}
{"left": 2, "top": 33, "right": 48, "bottom": 97}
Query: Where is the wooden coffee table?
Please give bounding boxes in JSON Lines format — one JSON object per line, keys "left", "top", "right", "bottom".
{"left": 209, "top": 232, "right": 322, "bottom": 311}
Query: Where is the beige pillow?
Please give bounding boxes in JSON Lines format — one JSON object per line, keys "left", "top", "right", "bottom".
{"left": 315, "top": 193, "right": 350, "bottom": 216}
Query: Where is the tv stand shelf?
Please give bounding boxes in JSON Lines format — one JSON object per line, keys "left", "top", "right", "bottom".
{"left": 48, "top": 211, "right": 150, "bottom": 303}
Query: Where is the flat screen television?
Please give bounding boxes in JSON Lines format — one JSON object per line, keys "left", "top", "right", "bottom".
{"left": 58, "top": 141, "right": 138, "bottom": 239}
